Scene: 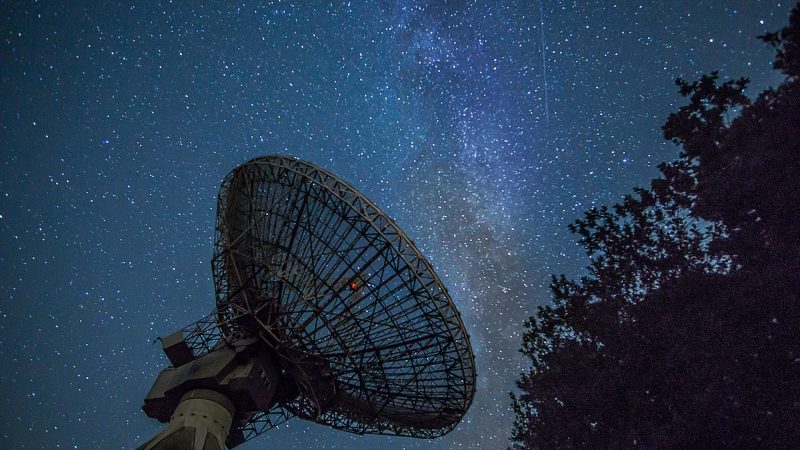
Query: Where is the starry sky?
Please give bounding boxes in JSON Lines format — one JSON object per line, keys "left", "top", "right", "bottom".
{"left": 0, "top": 1, "right": 792, "bottom": 449}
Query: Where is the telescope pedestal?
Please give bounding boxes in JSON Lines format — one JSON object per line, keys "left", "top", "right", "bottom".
{"left": 138, "top": 389, "right": 235, "bottom": 450}
{"left": 138, "top": 332, "right": 281, "bottom": 449}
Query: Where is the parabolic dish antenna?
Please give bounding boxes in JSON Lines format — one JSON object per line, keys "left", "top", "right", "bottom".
{"left": 138, "top": 156, "right": 476, "bottom": 449}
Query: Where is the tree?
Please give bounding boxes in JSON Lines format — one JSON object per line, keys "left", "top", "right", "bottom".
{"left": 511, "top": 4, "right": 800, "bottom": 448}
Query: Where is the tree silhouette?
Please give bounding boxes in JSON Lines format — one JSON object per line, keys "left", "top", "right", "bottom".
{"left": 511, "top": 4, "right": 800, "bottom": 448}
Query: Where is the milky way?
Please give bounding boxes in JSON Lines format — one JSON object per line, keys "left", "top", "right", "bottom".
{"left": 0, "top": 1, "right": 790, "bottom": 448}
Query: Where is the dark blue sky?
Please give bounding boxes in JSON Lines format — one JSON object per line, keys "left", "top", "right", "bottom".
{"left": 0, "top": 1, "right": 791, "bottom": 448}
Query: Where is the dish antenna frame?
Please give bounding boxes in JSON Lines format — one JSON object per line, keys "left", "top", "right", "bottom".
{"left": 138, "top": 156, "right": 476, "bottom": 449}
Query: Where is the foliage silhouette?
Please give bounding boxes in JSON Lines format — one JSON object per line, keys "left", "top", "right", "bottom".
{"left": 511, "top": 4, "right": 800, "bottom": 448}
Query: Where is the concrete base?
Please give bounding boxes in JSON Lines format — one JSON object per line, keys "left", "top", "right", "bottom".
{"left": 137, "top": 389, "right": 236, "bottom": 450}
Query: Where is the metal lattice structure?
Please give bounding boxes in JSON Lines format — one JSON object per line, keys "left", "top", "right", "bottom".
{"left": 199, "top": 155, "right": 476, "bottom": 442}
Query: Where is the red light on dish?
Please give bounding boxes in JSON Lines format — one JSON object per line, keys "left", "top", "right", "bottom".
{"left": 350, "top": 283, "right": 358, "bottom": 290}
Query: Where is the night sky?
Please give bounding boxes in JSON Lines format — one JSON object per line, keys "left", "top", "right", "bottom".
{"left": 0, "top": 1, "right": 792, "bottom": 449}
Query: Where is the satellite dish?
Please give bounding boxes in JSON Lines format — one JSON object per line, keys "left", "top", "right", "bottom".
{"left": 138, "top": 156, "right": 476, "bottom": 449}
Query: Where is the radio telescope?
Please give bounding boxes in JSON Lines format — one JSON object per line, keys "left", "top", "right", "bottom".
{"left": 138, "top": 156, "right": 476, "bottom": 449}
